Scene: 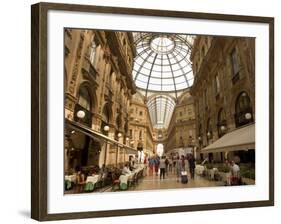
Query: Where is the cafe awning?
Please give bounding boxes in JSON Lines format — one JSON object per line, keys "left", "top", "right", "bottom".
{"left": 201, "top": 123, "right": 255, "bottom": 153}
{"left": 65, "top": 119, "right": 137, "bottom": 154}
{"left": 124, "top": 147, "right": 138, "bottom": 155}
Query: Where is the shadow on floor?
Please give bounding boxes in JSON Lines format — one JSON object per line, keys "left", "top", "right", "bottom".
{"left": 18, "top": 210, "right": 30, "bottom": 218}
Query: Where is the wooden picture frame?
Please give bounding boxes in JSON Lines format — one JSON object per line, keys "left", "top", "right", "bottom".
{"left": 31, "top": 2, "right": 274, "bottom": 221}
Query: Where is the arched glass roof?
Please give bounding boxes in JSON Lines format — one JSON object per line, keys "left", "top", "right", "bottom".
{"left": 147, "top": 95, "right": 176, "bottom": 129}
{"left": 132, "top": 33, "right": 195, "bottom": 95}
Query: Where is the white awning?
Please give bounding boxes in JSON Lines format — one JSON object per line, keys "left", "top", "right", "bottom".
{"left": 201, "top": 123, "right": 255, "bottom": 153}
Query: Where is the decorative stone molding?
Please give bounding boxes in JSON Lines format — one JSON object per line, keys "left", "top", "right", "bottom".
{"left": 68, "top": 31, "right": 85, "bottom": 95}
{"left": 64, "top": 92, "right": 77, "bottom": 111}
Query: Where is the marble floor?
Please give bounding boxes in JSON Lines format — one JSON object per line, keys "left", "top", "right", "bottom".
{"left": 131, "top": 170, "right": 225, "bottom": 191}
{"left": 66, "top": 169, "right": 226, "bottom": 194}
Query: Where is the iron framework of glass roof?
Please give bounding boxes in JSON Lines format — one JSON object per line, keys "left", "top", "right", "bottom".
{"left": 147, "top": 95, "right": 176, "bottom": 129}
{"left": 133, "top": 33, "right": 195, "bottom": 97}
{"left": 132, "top": 32, "right": 195, "bottom": 129}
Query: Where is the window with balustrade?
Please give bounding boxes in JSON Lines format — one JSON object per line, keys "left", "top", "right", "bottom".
{"left": 231, "top": 48, "right": 240, "bottom": 84}
{"left": 214, "top": 73, "right": 220, "bottom": 98}
{"left": 217, "top": 108, "right": 227, "bottom": 137}
{"left": 74, "top": 86, "right": 92, "bottom": 127}
{"left": 206, "top": 118, "right": 213, "bottom": 144}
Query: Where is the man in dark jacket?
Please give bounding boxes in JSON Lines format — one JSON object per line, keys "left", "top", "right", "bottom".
{"left": 188, "top": 155, "right": 196, "bottom": 179}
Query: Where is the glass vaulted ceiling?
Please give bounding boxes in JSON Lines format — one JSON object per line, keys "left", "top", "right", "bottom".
{"left": 133, "top": 33, "right": 195, "bottom": 94}
{"left": 132, "top": 32, "right": 195, "bottom": 129}
{"left": 147, "top": 95, "right": 176, "bottom": 129}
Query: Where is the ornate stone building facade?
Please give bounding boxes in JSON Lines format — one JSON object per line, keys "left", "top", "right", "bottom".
{"left": 165, "top": 91, "right": 196, "bottom": 156}
{"left": 128, "top": 92, "right": 155, "bottom": 159}
{"left": 190, "top": 36, "right": 255, "bottom": 162}
{"left": 63, "top": 30, "right": 255, "bottom": 175}
{"left": 64, "top": 29, "right": 137, "bottom": 171}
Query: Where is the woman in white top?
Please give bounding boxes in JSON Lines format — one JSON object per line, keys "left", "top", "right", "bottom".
{"left": 122, "top": 164, "right": 132, "bottom": 175}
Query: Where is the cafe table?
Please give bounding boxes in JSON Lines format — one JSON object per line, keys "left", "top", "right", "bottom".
{"left": 86, "top": 175, "right": 101, "bottom": 186}
{"left": 65, "top": 175, "right": 76, "bottom": 183}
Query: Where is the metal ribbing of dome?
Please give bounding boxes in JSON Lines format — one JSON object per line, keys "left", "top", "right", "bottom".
{"left": 132, "top": 33, "right": 195, "bottom": 96}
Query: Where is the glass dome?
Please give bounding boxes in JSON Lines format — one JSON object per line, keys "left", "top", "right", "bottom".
{"left": 133, "top": 33, "right": 195, "bottom": 93}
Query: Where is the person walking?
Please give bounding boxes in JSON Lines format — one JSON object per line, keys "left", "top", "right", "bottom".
{"left": 188, "top": 154, "right": 196, "bottom": 179}
{"left": 175, "top": 156, "right": 182, "bottom": 182}
{"left": 181, "top": 155, "right": 186, "bottom": 171}
{"left": 184, "top": 155, "right": 189, "bottom": 174}
{"left": 148, "top": 157, "right": 154, "bottom": 176}
{"left": 168, "top": 157, "right": 173, "bottom": 173}
{"left": 154, "top": 156, "right": 160, "bottom": 176}
{"left": 173, "top": 156, "right": 177, "bottom": 174}
{"left": 165, "top": 156, "right": 169, "bottom": 176}
{"left": 159, "top": 156, "right": 166, "bottom": 180}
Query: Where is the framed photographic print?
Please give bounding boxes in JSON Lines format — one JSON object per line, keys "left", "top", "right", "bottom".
{"left": 31, "top": 2, "right": 274, "bottom": 221}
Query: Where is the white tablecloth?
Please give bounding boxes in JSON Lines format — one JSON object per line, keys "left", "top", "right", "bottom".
{"left": 119, "top": 174, "right": 130, "bottom": 184}
{"left": 65, "top": 175, "right": 76, "bottom": 183}
{"left": 119, "top": 166, "right": 144, "bottom": 184}
{"left": 195, "top": 165, "right": 205, "bottom": 175}
{"left": 221, "top": 172, "right": 231, "bottom": 185}
{"left": 86, "top": 175, "right": 100, "bottom": 185}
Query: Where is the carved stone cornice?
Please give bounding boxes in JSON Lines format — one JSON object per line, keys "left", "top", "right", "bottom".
{"left": 68, "top": 31, "right": 85, "bottom": 94}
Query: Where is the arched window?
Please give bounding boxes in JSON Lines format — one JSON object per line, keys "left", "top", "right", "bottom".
{"left": 115, "top": 114, "right": 122, "bottom": 140}
{"left": 101, "top": 104, "right": 110, "bottom": 135}
{"left": 203, "top": 88, "right": 208, "bottom": 109}
{"left": 201, "top": 46, "right": 205, "bottom": 57}
{"left": 89, "top": 41, "right": 97, "bottom": 65}
{"left": 206, "top": 118, "right": 212, "bottom": 143}
{"left": 217, "top": 109, "right": 227, "bottom": 137}
{"left": 214, "top": 73, "right": 220, "bottom": 95}
{"left": 139, "top": 130, "right": 142, "bottom": 140}
{"left": 231, "top": 48, "right": 240, "bottom": 84}
{"left": 75, "top": 86, "right": 92, "bottom": 126}
{"left": 102, "top": 106, "right": 110, "bottom": 124}
{"left": 116, "top": 114, "right": 122, "bottom": 129}
{"left": 235, "top": 92, "right": 253, "bottom": 127}
{"left": 78, "top": 87, "right": 91, "bottom": 110}
{"left": 197, "top": 123, "right": 203, "bottom": 146}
